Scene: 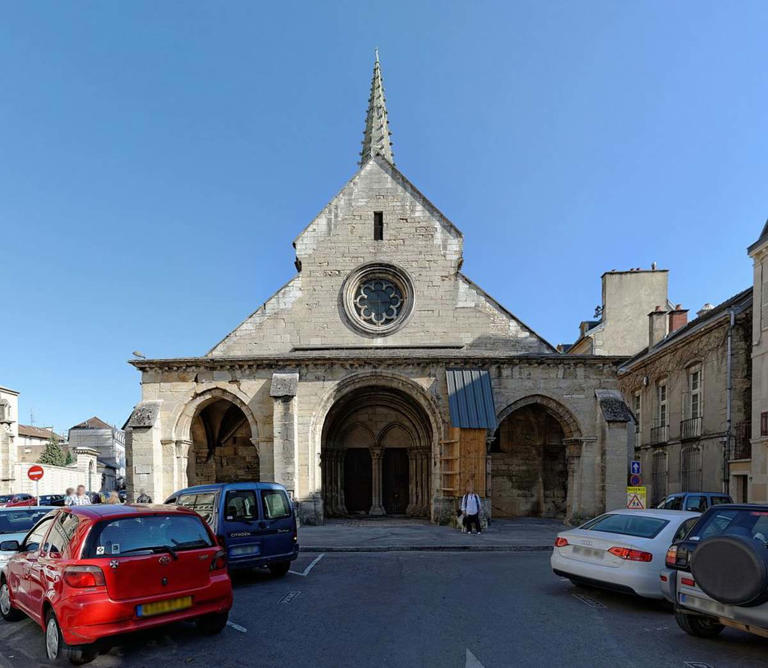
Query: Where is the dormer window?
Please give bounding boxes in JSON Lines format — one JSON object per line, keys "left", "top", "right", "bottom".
{"left": 373, "top": 211, "right": 383, "bottom": 241}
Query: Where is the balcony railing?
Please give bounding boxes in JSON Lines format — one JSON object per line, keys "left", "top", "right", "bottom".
{"left": 731, "top": 421, "right": 752, "bottom": 460}
{"left": 650, "top": 422, "right": 669, "bottom": 445}
{"left": 680, "top": 416, "right": 702, "bottom": 441}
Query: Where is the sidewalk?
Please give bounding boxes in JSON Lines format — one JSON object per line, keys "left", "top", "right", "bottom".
{"left": 299, "top": 517, "right": 563, "bottom": 552}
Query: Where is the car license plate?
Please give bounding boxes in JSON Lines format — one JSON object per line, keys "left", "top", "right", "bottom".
{"left": 137, "top": 596, "right": 193, "bottom": 618}
{"left": 231, "top": 544, "right": 260, "bottom": 556}
{"left": 574, "top": 546, "right": 604, "bottom": 559}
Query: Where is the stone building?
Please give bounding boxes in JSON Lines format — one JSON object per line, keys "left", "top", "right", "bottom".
{"left": 68, "top": 416, "right": 126, "bottom": 489}
{"left": 567, "top": 267, "right": 671, "bottom": 356}
{"left": 0, "top": 386, "right": 19, "bottom": 495}
{"left": 125, "top": 55, "right": 632, "bottom": 524}
{"left": 17, "top": 424, "right": 67, "bottom": 463}
{"left": 748, "top": 221, "right": 768, "bottom": 503}
{"left": 617, "top": 290, "right": 753, "bottom": 505}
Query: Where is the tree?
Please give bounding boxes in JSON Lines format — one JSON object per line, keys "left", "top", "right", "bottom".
{"left": 64, "top": 449, "right": 73, "bottom": 466}
{"left": 38, "top": 433, "right": 67, "bottom": 467}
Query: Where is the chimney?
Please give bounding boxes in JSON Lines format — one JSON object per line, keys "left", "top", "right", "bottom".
{"left": 668, "top": 304, "right": 688, "bottom": 333}
{"left": 697, "top": 303, "right": 714, "bottom": 318}
{"left": 649, "top": 305, "right": 668, "bottom": 347}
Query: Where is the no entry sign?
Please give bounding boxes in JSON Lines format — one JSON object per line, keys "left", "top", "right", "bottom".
{"left": 27, "top": 465, "right": 44, "bottom": 481}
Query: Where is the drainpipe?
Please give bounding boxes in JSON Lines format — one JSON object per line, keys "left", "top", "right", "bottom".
{"left": 724, "top": 308, "right": 735, "bottom": 495}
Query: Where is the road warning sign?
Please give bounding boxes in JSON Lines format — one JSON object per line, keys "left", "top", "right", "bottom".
{"left": 626, "top": 486, "right": 647, "bottom": 510}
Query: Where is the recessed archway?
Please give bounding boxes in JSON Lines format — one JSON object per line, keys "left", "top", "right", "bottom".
{"left": 321, "top": 385, "right": 432, "bottom": 518}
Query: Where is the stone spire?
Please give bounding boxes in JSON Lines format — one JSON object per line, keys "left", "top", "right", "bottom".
{"left": 360, "top": 50, "right": 394, "bottom": 166}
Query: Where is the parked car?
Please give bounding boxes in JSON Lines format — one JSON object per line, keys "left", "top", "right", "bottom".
{"left": 0, "top": 494, "right": 37, "bottom": 508}
{"left": 0, "top": 504, "right": 232, "bottom": 665}
{"left": 661, "top": 503, "right": 768, "bottom": 640}
{"left": 165, "top": 482, "right": 299, "bottom": 576}
{"left": 0, "top": 507, "right": 56, "bottom": 569}
{"left": 657, "top": 492, "right": 732, "bottom": 513}
{"left": 551, "top": 509, "right": 700, "bottom": 599}
{"left": 38, "top": 494, "right": 66, "bottom": 507}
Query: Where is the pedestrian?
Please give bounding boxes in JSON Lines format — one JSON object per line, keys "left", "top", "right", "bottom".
{"left": 460, "top": 485, "right": 482, "bottom": 535}
{"left": 106, "top": 491, "right": 121, "bottom": 504}
{"left": 72, "top": 485, "right": 90, "bottom": 506}
{"left": 136, "top": 489, "right": 152, "bottom": 503}
{"left": 64, "top": 487, "right": 76, "bottom": 506}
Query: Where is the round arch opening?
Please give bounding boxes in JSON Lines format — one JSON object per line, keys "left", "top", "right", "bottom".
{"left": 321, "top": 385, "right": 432, "bottom": 518}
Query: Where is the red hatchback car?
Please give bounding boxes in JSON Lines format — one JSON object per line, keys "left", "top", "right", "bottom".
{"left": 0, "top": 505, "right": 232, "bottom": 664}
{"left": 0, "top": 493, "right": 37, "bottom": 507}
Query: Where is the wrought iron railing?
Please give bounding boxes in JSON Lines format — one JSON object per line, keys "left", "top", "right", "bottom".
{"left": 650, "top": 422, "right": 669, "bottom": 445}
{"left": 680, "top": 416, "right": 702, "bottom": 441}
{"left": 731, "top": 421, "right": 752, "bottom": 460}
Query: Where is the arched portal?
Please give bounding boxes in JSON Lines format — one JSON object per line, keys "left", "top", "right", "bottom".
{"left": 188, "top": 398, "right": 258, "bottom": 485}
{"left": 321, "top": 386, "right": 432, "bottom": 518}
{"left": 490, "top": 400, "right": 574, "bottom": 518}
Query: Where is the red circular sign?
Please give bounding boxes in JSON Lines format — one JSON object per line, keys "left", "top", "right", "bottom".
{"left": 27, "top": 465, "right": 44, "bottom": 481}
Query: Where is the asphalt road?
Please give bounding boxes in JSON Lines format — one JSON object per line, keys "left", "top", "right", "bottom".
{"left": 1, "top": 552, "right": 766, "bottom": 668}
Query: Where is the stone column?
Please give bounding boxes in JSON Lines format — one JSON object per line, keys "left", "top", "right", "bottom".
{"left": 406, "top": 450, "right": 417, "bottom": 516}
{"left": 325, "top": 450, "right": 335, "bottom": 515}
{"left": 125, "top": 401, "right": 163, "bottom": 503}
{"left": 270, "top": 372, "right": 300, "bottom": 501}
{"left": 421, "top": 449, "right": 431, "bottom": 516}
{"left": 337, "top": 451, "right": 347, "bottom": 514}
{"left": 0, "top": 424, "right": 15, "bottom": 495}
{"left": 369, "top": 447, "right": 385, "bottom": 515}
{"left": 564, "top": 438, "right": 584, "bottom": 523}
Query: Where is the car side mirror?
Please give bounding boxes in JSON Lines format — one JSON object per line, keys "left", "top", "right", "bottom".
{"left": 0, "top": 540, "right": 20, "bottom": 551}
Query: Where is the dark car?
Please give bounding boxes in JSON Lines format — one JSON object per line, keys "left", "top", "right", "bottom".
{"left": 661, "top": 503, "right": 768, "bottom": 640}
{"left": 165, "top": 482, "right": 299, "bottom": 576}
{"left": 38, "top": 495, "right": 66, "bottom": 507}
{"left": 657, "top": 492, "right": 732, "bottom": 513}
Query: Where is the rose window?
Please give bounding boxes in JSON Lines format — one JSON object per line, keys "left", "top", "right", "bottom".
{"left": 354, "top": 279, "right": 403, "bottom": 325}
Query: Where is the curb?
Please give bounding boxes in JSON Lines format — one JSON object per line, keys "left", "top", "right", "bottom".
{"left": 300, "top": 545, "right": 553, "bottom": 553}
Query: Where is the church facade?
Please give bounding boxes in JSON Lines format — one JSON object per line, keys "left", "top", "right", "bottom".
{"left": 125, "top": 57, "right": 632, "bottom": 524}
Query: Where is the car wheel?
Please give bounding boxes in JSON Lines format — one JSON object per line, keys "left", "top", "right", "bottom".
{"left": 196, "top": 611, "right": 229, "bottom": 635}
{"left": 44, "top": 610, "right": 96, "bottom": 665}
{"left": 674, "top": 609, "right": 724, "bottom": 638}
{"left": 268, "top": 561, "right": 291, "bottom": 577}
{"left": 0, "top": 580, "right": 24, "bottom": 622}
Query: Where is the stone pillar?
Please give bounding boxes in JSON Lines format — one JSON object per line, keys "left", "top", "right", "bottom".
{"left": 270, "top": 372, "right": 300, "bottom": 501}
{"left": 327, "top": 451, "right": 338, "bottom": 515}
{"left": 176, "top": 439, "right": 192, "bottom": 492}
{"left": 369, "top": 447, "right": 385, "bottom": 515}
{"left": 564, "top": 438, "right": 584, "bottom": 523}
{"left": 125, "top": 401, "right": 163, "bottom": 503}
{"left": 337, "top": 451, "right": 347, "bottom": 515}
{"left": 406, "top": 450, "right": 417, "bottom": 516}
{"left": 0, "top": 424, "right": 16, "bottom": 495}
{"left": 415, "top": 449, "right": 428, "bottom": 516}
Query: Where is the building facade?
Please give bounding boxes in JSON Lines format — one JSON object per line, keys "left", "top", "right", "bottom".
{"left": 17, "top": 424, "right": 67, "bottom": 463}
{"left": 68, "top": 416, "right": 126, "bottom": 489}
{"left": 125, "top": 56, "right": 632, "bottom": 524}
{"left": 618, "top": 290, "right": 753, "bottom": 506}
{"left": 0, "top": 386, "right": 19, "bottom": 495}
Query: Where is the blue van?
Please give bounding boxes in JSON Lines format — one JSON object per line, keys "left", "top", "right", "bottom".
{"left": 165, "top": 482, "right": 299, "bottom": 575}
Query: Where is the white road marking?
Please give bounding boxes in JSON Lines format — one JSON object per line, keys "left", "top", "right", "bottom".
{"left": 289, "top": 552, "right": 325, "bottom": 577}
{"left": 226, "top": 621, "right": 248, "bottom": 633}
{"left": 466, "top": 648, "right": 485, "bottom": 668}
{"left": 280, "top": 590, "right": 302, "bottom": 604}
{"left": 571, "top": 592, "right": 606, "bottom": 609}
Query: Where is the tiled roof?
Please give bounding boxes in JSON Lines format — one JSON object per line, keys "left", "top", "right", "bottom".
{"left": 70, "top": 416, "right": 113, "bottom": 431}
{"left": 18, "top": 425, "right": 63, "bottom": 440}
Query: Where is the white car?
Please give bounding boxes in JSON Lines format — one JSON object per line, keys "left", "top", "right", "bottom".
{"left": 551, "top": 508, "right": 700, "bottom": 599}
{"left": 0, "top": 506, "right": 55, "bottom": 570}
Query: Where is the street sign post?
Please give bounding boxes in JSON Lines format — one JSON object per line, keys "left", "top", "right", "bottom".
{"left": 28, "top": 465, "right": 44, "bottom": 504}
{"left": 626, "top": 486, "right": 646, "bottom": 510}
{"left": 630, "top": 461, "right": 641, "bottom": 476}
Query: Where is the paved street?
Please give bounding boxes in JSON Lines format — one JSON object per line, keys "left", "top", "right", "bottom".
{"left": 1, "top": 551, "right": 767, "bottom": 667}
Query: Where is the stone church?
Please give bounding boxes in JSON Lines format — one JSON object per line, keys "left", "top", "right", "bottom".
{"left": 125, "top": 55, "right": 632, "bottom": 524}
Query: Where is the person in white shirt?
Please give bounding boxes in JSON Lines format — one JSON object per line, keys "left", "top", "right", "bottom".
{"left": 64, "top": 487, "right": 76, "bottom": 507}
{"left": 460, "top": 485, "right": 482, "bottom": 535}
{"left": 72, "top": 485, "right": 91, "bottom": 506}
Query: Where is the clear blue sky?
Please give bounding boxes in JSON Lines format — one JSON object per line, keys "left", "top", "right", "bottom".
{"left": 2, "top": 2, "right": 767, "bottom": 435}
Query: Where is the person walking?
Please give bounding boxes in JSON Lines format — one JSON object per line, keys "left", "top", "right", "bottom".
{"left": 64, "top": 488, "right": 76, "bottom": 506}
{"left": 72, "top": 485, "right": 91, "bottom": 506}
{"left": 460, "top": 486, "right": 482, "bottom": 535}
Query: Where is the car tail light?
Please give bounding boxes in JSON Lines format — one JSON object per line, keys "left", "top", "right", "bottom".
{"left": 659, "top": 574, "right": 668, "bottom": 582}
{"left": 210, "top": 549, "right": 227, "bottom": 571}
{"left": 554, "top": 537, "right": 569, "bottom": 548}
{"left": 665, "top": 545, "right": 678, "bottom": 568}
{"left": 63, "top": 565, "right": 105, "bottom": 588}
{"left": 608, "top": 547, "right": 653, "bottom": 562}
{"left": 681, "top": 577, "right": 696, "bottom": 587}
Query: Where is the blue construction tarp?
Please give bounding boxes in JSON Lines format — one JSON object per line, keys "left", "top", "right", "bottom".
{"left": 445, "top": 368, "right": 497, "bottom": 430}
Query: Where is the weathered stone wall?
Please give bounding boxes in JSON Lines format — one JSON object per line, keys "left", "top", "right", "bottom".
{"left": 750, "top": 243, "right": 768, "bottom": 502}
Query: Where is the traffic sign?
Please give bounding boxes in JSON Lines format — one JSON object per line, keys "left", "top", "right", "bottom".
{"left": 626, "top": 486, "right": 647, "bottom": 510}
{"left": 630, "top": 461, "right": 641, "bottom": 476}
{"left": 629, "top": 474, "right": 641, "bottom": 486}
{"left": 27, "top": 465, "right": 44, "bottom": 481}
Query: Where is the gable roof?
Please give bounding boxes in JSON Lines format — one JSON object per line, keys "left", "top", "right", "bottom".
{"left": 70, "top": 416, "right": 113, "bottom": 431}
{"left": 18, "top": 425, "right": 64, "bottom": 440}
{"left": 748, "top": 218, "right": 768, "bottom": 254}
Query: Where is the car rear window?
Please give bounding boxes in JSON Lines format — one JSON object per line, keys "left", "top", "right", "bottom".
{"left": 580, "top": 513, "right": 670, "bottom": 539}
{"left": 691, "top": 509, "right": 768, "bottom": 544}
{"left": 711, "top": 496, "right": 732, "bottom": 506}
{"left": 83, "top": 514, "right": 213, "bottom": 558}
{"left": 262, "top": 490, "right": 291, "bottom": 520}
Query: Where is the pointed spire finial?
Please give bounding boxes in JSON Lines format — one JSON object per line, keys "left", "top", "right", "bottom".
{"left": 360, "top": 51, "right": 394, "bottom": 166}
